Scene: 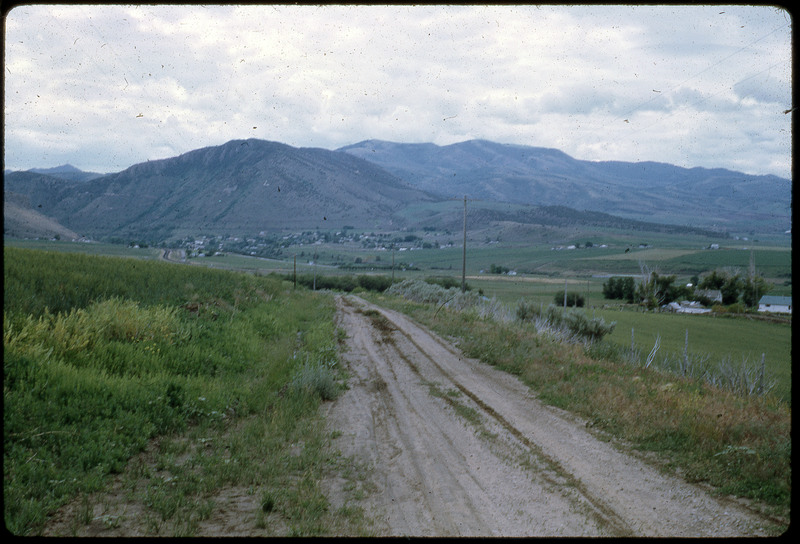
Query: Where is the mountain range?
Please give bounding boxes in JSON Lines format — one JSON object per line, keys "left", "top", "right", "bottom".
{"left": 3, "top": 138, "right": 791, "bottom": 242}
{"left": 338, "top": 139, "right": 791, "bottom": 233}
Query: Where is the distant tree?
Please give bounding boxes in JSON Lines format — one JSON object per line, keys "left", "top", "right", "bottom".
{"left": 602, "top": 277, "right": 635, "bottom": 303}
{"left": 654, "top": 273, "right": 685, "bottom": 304}
{"left": 720, "top": 274, "right": 743, "bottom": 305}
{"left": 635, "top": 264, "right": 683, "bottom": 308}
{"left": 490, "top": 263, "right": 510, "bottom": 274}
{"left": 554, "top": 290, "right": 584, "bottom": 307}
{"left": 602, "top": 277, "right": 619, "bottom": 299}
{"left": 621, "top": 277, "right": 636, "bottom": 303}
{"left": 742, "top": 275, "right": 771, "bottom": 308}
{"left": 698, "top": 270, "right": 726, "bottom": 290}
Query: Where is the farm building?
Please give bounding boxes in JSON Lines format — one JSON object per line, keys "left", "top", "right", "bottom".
{"left": 665, "top": 301, "right": 712, "bottom": 314}
{"left": 758, "top": 295, "right": 792, "bottom": 314}
{"left": 694, "top": 289, "right": 722, "bottom": 303}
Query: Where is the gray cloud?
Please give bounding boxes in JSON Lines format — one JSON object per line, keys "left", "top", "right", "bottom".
{"left": 3, "top": 4, "right": 792, "bottom": 178}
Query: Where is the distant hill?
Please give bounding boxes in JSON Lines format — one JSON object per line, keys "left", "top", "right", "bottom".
{"left": 27, "top": 164, "right": 107, "bottom": 182}
{"left": 400, "top": 201, "right": 721, "bottom": 238}
{"left": 3, "top": 192, "right": 82, "bottom": 240}
{"left": 3, "top": 139, "right": 438, "bottom": 241}
{"left": 338, "top": 139, "right": 792, "bottom": 233}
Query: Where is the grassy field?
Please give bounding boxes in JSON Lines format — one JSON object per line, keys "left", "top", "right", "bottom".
{"left": 595, "top": 309, "right": 792, "bottom": 403}
{"left": 3, "top": 238, "right": 164, "bottom": 259}
{"left": 4, "top": 246, "right": 369, "bottom": 536}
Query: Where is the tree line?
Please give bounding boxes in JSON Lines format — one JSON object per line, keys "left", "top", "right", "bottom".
{"left": 602, "top": 268, "right": 771, "bottom": 310}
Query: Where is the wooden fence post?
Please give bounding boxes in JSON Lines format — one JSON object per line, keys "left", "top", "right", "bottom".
{"left": 683, "top": 329, "right": 689, "bottom": 375}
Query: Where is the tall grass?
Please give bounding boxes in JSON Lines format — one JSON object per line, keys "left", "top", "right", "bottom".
{"left": 4, "top": 247, "right": 360, "bottom": 536}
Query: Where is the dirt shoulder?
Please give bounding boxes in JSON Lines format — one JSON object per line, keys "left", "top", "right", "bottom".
{"left": 323, "top": 294, "right": 773, "bottom": 537}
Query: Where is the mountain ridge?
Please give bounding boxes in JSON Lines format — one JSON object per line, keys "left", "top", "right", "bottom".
{"left": 4, "top": 138, "right": 790, "bottom": 243}
{"left": 338, "top": 139, "right": 791, "bottom": 232}
{"left": 4, "top": 139, "right": 438, "bottom": 241}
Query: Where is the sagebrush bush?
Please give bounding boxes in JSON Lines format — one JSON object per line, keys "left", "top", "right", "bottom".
{"left": 516, "top": 301, "right": 616, "bottom": 342}
{"left": 290, "top": 359, "right": 340, "bottom": 401}
{"left": 385, "top": 278, "right": 483, "bottom": 309}
{"left": 516, "top": 299, "right": 543, "bottom": 322}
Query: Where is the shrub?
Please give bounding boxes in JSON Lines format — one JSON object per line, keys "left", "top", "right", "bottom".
{"left": 357, "top": 274, "right": 394, "bottom": 293}
{"left": 286, "top": 273, "right": 393, "bottom": 293}
{"left": 386, "top": 279, "right": 481, "bottom": 308}
{"left": 516, "top": 300, "right": 543, "bottom": 322}
{"left": 489, "top": 264, "right": 510, "bottom": 274}
{"left": 517, "top": 302, "right": 616, "bottom": 343}
{"left": 424, "top": 276, "right": 468, "bottom": 291}
{"left": 290, "top": 359, "right": 339, "bottom": 401}
{"left": 727, "top": 302, "right": 746, "bottom": 314}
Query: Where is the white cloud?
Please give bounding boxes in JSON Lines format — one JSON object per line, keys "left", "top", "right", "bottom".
{"left": 3, "top": 4, "right": 792, "bottom": 178}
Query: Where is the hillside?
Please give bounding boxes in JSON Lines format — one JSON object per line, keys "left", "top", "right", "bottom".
{"left": 4, "top": 139, "right": 438, "bottom": 241}
{"left": 338, "top": 139, "right": 792, "bottom": 233}
{"left": 3, "top": 192, "right": 82, "bottom": 240}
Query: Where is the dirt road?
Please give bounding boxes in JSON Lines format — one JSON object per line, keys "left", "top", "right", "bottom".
{"left": 323, "top": 295, "right": 771, "bottom": 537}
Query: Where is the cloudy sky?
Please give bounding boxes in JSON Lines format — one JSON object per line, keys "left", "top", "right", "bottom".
{"left": 3, "top": 4, "right": 793, "bottom": 178}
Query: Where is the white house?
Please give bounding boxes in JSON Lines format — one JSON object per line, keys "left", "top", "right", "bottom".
{"left": 758, "top": 295, "right": 792, "bottom": 314}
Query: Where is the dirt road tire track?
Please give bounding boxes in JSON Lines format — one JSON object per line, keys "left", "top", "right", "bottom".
{"left": 323, "top": 295, "right": 771, "bottom": 537}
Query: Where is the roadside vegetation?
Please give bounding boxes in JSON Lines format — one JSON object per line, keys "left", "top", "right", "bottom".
{"left": 366, "top": 280, "right": 791, "bottom": 526}
{"left": 3, "top": 247, "right": 369, "bottom": 536}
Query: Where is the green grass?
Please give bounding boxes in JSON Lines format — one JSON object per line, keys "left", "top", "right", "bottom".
{"left": 595, "top": 309, "right": 792, "bottom": 403}
{"left": 3, "top": 247, "right": 368, "bottom": 536}
{"left": 3, "top": 238, "right": 164, "bottom": 259}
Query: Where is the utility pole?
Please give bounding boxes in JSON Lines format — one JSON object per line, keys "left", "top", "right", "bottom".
{"left": 461, "top": 195, "right": 467, "bottom": 293}
{"left": 293, "top": 254, "right": 297, "bottom": 289}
